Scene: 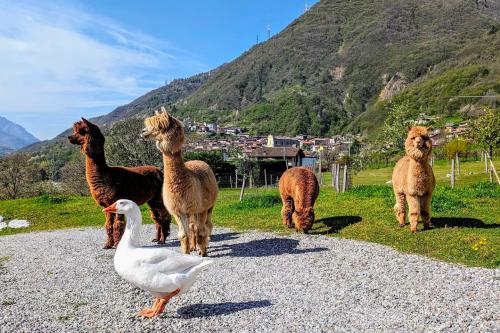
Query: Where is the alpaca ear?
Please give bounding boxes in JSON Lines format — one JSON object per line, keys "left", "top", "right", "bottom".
{"left": 426, "top": 126, "right": 432, "bottom": 132}
{"left": 81, "top": 117, "right": 90, "bottom": 127}
{"left": 407, "top": 126, "right": 412, "bottom": 132}
{"left": 161, "top": 106, "right": 167, "bottom": 114}
{"left": 155, "top": 109, "right": 160, "bottom": 116}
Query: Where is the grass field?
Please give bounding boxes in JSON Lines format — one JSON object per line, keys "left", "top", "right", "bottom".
{"left": 0, "top": 161, "right": 499, "bottom": 268}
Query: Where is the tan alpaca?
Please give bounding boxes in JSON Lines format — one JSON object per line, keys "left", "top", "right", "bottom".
{"left": 142, "top": 108, "right": 218, "bottom": 256}
{"left": 392, "top": 126, "right": 435, "bottom": 232}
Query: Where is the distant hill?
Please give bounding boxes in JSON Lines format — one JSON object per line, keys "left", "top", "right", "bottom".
{"left": 0, "top": 116, "right": 39, "bottom": 154}
{"left": 25, "top": 0, "right": 500, "bottom": 154}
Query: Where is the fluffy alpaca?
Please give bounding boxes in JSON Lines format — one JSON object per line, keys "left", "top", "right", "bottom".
{"left": 142, "top": 108, "right": 218, "bottom": 256}
{"left": 68, "top": 118, "right": 171, "bottom": 248}
{"left": 392, "top": 126, "right": 436, "bottom": 232}
{"left": 279, "top": 167, "right": 319, "bottom": 233}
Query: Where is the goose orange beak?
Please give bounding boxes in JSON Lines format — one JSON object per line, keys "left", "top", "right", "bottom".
{"left": 103, "top": 203, "right": 117, "bottom": 213}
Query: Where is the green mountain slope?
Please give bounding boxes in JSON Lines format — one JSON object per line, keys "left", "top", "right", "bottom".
{"left": 179, "top": 0, "right": 499, "bottom": 136}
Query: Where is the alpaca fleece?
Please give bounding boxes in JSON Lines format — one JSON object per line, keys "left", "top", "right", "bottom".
{"left": 279, "top": 167, "right": 319, "bottom": 233}
{"left": 392, "top": 126, "right": 436, "bottom": 232}
{"left": 142, "top": 108, "right": 218, "bottom": 256}
{"left": 68, "top": 118, "right": 171, "bottom": 248}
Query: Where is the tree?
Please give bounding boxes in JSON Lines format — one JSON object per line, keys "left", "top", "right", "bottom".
{"left": 469, "top": 107, "right": 499, "bottom": 158}
{"left": 105, "top": 118, "right": 162, "bottom": 168}
{"left": 381, "top": 101, "right": 418, "bottom": 151}
{"left": 59, "top": 153, "right": 89, "bottom": 196}
{"left": 0, "top": 154, "right": 39, "bottom": 199}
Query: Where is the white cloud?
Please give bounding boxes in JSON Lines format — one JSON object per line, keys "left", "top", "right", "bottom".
{"left": 0, "top": 0, "right": 208, "bottom": 123}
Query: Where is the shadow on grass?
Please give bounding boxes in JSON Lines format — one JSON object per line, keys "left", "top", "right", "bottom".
{"left": 177, "top": 300, "right": 272, "bottom": 318}
{"left": 430, "top": 217, "right": 499, "bottom": 229}
{"left": 310, "top": 216, "right": 362, "bottom": 235}
{"left": 209, "top": 238, "right": 328, "bottom": 258}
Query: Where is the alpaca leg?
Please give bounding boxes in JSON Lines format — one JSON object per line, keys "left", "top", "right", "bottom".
{"left": 206, "top": 207, "right": 214, "bottom": 241}
{"left": 113, "top": 214, "right": 126, "bottom": 246}
{"left": 407, "top": 195, "right": 420, "bottom": 233}
{"left": 147, "top": 198, "right": 171, "bottom": 244}
{"left": 188, "top": 215, "right": 197, "bottom": 252}
{"left": 421, "top": 195, "right": 432, "bottom": 230}
{"left": 394, "top": 192, "right": 406, "bottom": 227}
{"left": 196, "top": 211, "right": 209, "bottom": 257}
{"left": 174, "top": 214, "right": 190, "bottom": 254}
{"left": 103, "top": 213, "right": 115, "bottom": 249}
{"left": 280, "top": 195, "right": 294, "bottom": 229}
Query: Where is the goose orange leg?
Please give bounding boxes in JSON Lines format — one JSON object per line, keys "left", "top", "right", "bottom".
{"left": 138, "top": 299, "right": 160, "bottom": 317}
{"left": 139, "top": 289, "right": 181, "bottom": 318}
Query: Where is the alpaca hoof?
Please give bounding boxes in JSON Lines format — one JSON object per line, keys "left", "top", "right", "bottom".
{"left": 410, "top": 229, "right": 418, "bottom": 233}
{"left": 103, "top": 243, "right": 114, "bottom": 249}
{"left": 157, "top": 239, "right": 166, "bottom": 245}
{"left": 151, "top": 238, "right": 158, "bottom": 242}
{"left": 399, "top": 224, "right": 405, "bottom": 228}
{"left": 199, "top": 250, "right": 207, "bottom": 257}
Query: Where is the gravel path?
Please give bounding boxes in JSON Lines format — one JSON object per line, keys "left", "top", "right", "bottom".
{"left": 0, "top": 226, "right": 498, "bottom": 333}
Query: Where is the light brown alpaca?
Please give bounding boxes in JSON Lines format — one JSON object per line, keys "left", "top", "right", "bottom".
{"left": 279, "top": 167, "right": 319, "bottom": 234}
{"left": 392, "top": 126, "right": 435, "bottom": 233}
{"left": 142, "top": 108, "right": 218, "bottom": 256}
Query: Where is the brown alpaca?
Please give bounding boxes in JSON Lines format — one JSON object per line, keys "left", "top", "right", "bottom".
{"left": 279, "top": 167, "right": 319, "bottom": 233}
{"left": 68, "top": 118, "right": 171, "bottom": 248}
{"left": 142, "top": 108, "right": 218, "bottom": 256}
{"left": 392, "top": 126, "right": 436, "bottom": 233}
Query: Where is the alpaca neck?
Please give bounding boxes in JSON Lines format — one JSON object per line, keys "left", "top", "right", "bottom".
{"left": 85, "top": 151, "right": 108, "bottom": 182}
{"left": 116, "top": 209, "right": 143, "bottom": 250}
{"left": 162, "top": 151, "right": 189, "bottom": 183}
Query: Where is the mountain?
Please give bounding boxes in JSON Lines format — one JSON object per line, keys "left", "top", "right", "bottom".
{"left": 26, "top": 0, "right": 500, "bottom": 153}
{"left": 0, "top": 116, "right": 39, "bottom": 154}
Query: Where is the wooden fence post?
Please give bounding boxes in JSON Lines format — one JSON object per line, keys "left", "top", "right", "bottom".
{"left": 455, "top": 153, "right": 460, "bottom": 176}
{"left": 451, "top": 158, "right": 455, "bottom": 188}
{"left": 264, "top": 169, "right": 267, "bottom": 187}
{"left": 335, "top": 163, "right": 340, "bottom": 192}
{"left": 489, "top": 159, "right": 500, "bottom": 185}
{"left": 342, "top": 163, "right": 348, "bottom": 193}
{"left": 239, "top": 175, "right": 247, "bottom": 202}
{"left": 331, "top": 164, "right": 335, "bottom": 188}
{"left": 235, "top": 170, "right": 238, "bottom": 188}
{"left": 485, "top": 152, "right": 489, "bottom": 174}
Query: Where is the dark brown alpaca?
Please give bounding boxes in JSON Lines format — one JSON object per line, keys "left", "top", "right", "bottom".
{"left": 68, "top": 118, "right": 171, "bottom": 248}
{"left": 279, "top": 167, "right": 319, "bottom": 233}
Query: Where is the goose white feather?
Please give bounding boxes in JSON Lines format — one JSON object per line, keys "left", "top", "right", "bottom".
{"left": 105, "top": 199, "right": 212, "bottom": 316}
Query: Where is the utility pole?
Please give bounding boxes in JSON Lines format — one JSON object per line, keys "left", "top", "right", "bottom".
{"left": 267, "top": 24, "right": 271, "bottom": 40}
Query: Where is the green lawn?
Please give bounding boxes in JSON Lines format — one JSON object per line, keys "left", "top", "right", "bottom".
{"left": 0, "top": 160, "right": 499, "bottom": 268}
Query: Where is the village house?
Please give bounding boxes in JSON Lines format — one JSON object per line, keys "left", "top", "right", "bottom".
{"left": 267, "top": 135, "right": 300, "bottom": 148}
{"left": 247, "top": 147, "right": 305, "bottom": 167}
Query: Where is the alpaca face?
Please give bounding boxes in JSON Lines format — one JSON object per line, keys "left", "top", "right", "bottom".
{"left": 142, "top": 108, "right": 185, "bottom": 153}
{"left": 68, "top": 118, "right": 105, "bottom": 155}
{"left": 405, "top": 126, "right": 432, "bottom": 161}
{"left": 293, "top": 207, "right": 315, "bottom": 234}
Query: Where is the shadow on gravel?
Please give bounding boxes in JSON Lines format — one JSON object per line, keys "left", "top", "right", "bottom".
{"left": 310, "top": 216, "right": 362, "bottom": 235}
{"left": 210, "top": 232, "right": 240, "bottom": 242}
{"left": 430, "top": 217, "right": 499, "bottom": 229}
{"left": 209, "top": 238, "right": 328, "bottom": 258}
{"left": 177, "top": 300, "right": 272, "bottom": 318}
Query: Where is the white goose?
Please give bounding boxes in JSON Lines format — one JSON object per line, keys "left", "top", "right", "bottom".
{"left": 103, "top": 199, "right": 212, "bottom": 318}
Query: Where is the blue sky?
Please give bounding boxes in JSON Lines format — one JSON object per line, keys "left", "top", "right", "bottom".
{"left": 0, "top": 0, "right": 318, "bottom": 140}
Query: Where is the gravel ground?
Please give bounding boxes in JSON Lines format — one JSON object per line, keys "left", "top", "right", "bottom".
{"left": 0, "top": 226, "right": 499, "bottom": 333}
